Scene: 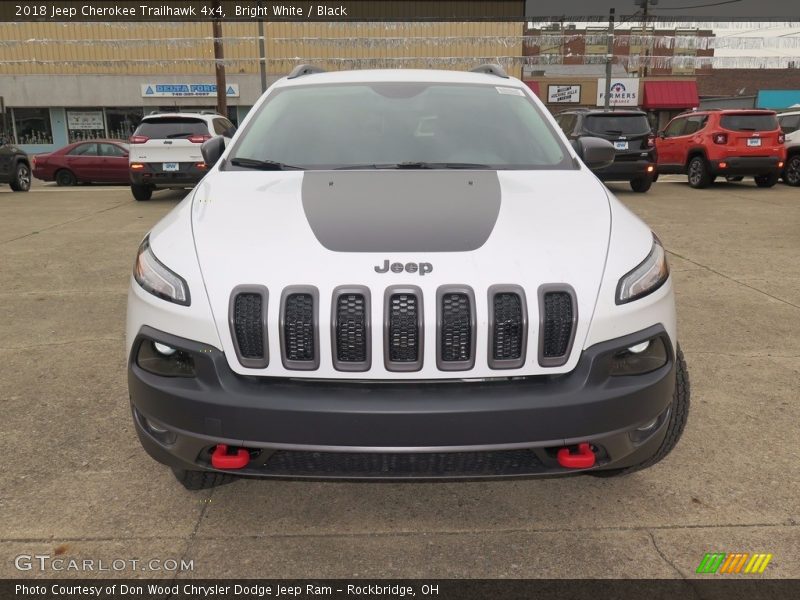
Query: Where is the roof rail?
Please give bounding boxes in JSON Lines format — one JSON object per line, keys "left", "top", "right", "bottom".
{"left": 288, "top": 64, "right": 327, "bottom": 79}
{"left": 199, "top": 110, "right": 221, "bottom": 115}
{"left": 469, "top": 63, "right": 509, "bottom": 78}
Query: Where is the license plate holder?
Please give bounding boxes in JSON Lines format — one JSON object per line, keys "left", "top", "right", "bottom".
{"left": 747, "top": 138, "right": 761, "bottom": 147}
{"left": 614, "top": 141, "right": 629, "bottom": 150}
{"left": 163, "top": 162, "right": 179, "bottom": 171}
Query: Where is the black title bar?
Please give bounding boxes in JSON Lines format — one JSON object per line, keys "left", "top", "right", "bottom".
{"left": 3, "top": 0, "right": 800, "bottom": 22}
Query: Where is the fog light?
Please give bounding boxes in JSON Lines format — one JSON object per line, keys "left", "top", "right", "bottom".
{"left": 629, "top": 407, "right": 670, "bottom": 444}
{"left": 718, "top": 162, "right": 727, "bottom": 169}
{"left": 610, "top": 337, "right": 668, "bottom": 376}
{"left": 141, "top": 414, "right": 177, "bottom": 445}
{"left": 646, "top": 165, "right": 654, "bottom": 173}
{"left": 778, "top": 161, "right": 784, "bottom": 168}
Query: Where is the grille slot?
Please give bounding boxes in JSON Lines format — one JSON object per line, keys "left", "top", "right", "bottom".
{"left": 228, "top": 286, "right": 268, "bottom": 368}
{"left": 384, "top": 286, "right": 423, "bottom": 372}
{"left": 263, "top": 449, "right": 546, "bottom": 478}
{"left": 488, "top": 286, "right": 527, "bottom": 369}
{"left": 332, "top": 287, "right": 370, "bottom": 372}
{"left": 437, "top": 287, "right": 476, "bottom": 371}
{"left": 539, "top": 286, "right": 577, "bottom": 367}
{"left": 280, "top": 287, "right": 319, "bottom": 370}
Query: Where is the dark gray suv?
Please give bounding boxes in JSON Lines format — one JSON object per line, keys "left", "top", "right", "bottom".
{"left": 554, "top": 109, "right": 657, "bottom": 193}
{"left": 0, "top": 138, "right": 31, "bottom": 192}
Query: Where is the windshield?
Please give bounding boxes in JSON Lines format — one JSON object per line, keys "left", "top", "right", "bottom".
{"left": 225, "top": 83, "right": 573, "bottom": 170}
{"left": 134, "top": 118, "right": 208, "bottom": 139}
{"left": 720, "top": 114, "right": 778, "bottom": 132}
{"left": 584, "top": 114, "right": 651, "bottom": 136}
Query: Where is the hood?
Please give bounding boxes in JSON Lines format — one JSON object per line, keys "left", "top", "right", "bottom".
{"left": 191, "top": 169, "right": 611, "bottom": 379}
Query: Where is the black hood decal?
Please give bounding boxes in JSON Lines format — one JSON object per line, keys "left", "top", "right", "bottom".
{"left": 301, "top": 171, "right": 501, "bottom": 252}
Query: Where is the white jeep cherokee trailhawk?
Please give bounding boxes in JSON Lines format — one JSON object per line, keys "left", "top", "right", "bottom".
{"left": 126, "top": 65, "right": 690, "bottom": 489}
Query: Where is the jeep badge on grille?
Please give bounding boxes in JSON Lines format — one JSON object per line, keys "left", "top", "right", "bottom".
{"left": 375, "top": 260, "right": 433, "bottom": 276}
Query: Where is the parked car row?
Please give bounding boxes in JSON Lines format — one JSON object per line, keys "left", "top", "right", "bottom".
{"left": 555, "top": 107, "right": 799, "bottom": 192}
{"left": 6, "top": 106, "right": 800, "bottom": 197}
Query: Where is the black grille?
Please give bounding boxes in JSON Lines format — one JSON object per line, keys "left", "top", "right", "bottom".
{"left": 492, "top": 293, "right": 524, "bottom": 361}
{"left": 542, "top": 291, "right": 574, "bottom": 358}
{"left": 232, "top": 293, "right": 264, "bottom": 359}
{"left": 440, "top": 293, "right": 472, "bottom": 362}
{"left": 284, "top": 293, "right": 315, "bottom": 362}
{"left": 388, "top": 293, "right": 419, "bottom": 362}
{"left": 335, "top": 293, "right": 367, "bottom": 363}
{"left": 263, "top": 449, "right": 545, "bottom": 478}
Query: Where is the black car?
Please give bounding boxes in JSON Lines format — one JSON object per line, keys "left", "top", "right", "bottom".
{"left": 0, "top": 138, "right": 31, "bottom": 192}
{"left": 554, "top": 109, "right": 657, "bottom": 193}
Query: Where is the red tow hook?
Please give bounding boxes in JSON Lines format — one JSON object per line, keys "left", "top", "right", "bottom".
{"left": 557, "top": 443, "right": 596, "bottom": 469}
{"left": 211, "top": 444, "right": 250, "bottom": 470}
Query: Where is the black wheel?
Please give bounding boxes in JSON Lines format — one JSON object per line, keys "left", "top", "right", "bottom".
{"left": 630, "top": 177, "right": 653, "bottom": 193}
{"left": 55, "top": 169, "right": 77, "bottom": 187}
{"left": 131, "top": 184, "right": 153, "bottom": 201}
{"left": 725, "top": 176, "right": 744, "bottom": 182}
{"left": 687, "top": 156, "right": 712, "bottom": 189}
{"left": 9, "top": 162, "right": 31, "bottom": 192}
{"left": 171, "top": 468, "right": 235, "bottom": 490}
{"left": 782, "top": 155, "right": 800, "bottom": 186}
{"left": 590, "top": 345, "right": 690, "bottom": 478}
{"left": 754, "top": 173, "right": 779, "bottom": 188}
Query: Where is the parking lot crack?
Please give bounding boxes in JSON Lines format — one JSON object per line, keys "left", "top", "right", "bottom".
{"left": 667, "top": 250, "right": 800, "bottom": 311}
{"left": 0, "top": 200, "right": 130, "bottom": 246}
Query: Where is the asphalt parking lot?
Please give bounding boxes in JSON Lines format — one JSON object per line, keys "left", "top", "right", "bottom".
{"left": 1, "top": 178, "right": 798, "bottom": 580}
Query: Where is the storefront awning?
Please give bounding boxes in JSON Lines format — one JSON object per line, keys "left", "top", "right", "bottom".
{"left": 523, "top": 81, "right": 540, "bottom": 95}
{"left": 642, "top": 81, "right": 699, "bottom": 109}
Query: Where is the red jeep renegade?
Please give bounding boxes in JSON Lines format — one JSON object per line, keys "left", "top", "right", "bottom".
{"left": 656, "top": 109, "right": 786, "bottom": 189}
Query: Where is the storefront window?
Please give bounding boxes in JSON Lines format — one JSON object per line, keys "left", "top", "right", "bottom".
{"left": 66, "top": 108, "right": 105, "bottom": 143}
{"left": 0, "top": 109, "right": 12, "bottom": 143}
{"left": 12, "top": 107, "right": 53, "bottom": 145}
{"left": 106, "top": 107, "right": 143, "bottom": 140}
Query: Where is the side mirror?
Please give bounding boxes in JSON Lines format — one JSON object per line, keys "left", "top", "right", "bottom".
{"left": 201, "top": 135, "right": 226, "bottom": 167}
{"left": 572, "top": 137, "right": 615, "bottom": 170}
{"left": 658, "top": 130, "right": 666, "bottom": 139}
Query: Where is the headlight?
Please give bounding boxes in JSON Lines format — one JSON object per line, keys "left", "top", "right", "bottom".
{"left": 133, "top": 236, "right": 190, "bottom": 306}
{"left": 616, "top": 235, "right": 669, "bottom": 304}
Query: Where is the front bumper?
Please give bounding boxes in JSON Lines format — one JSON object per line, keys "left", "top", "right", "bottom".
{"left": 129, "top": 324, "right": 676, "bottom": 479}
{"left": 709, "top": 156, "right": 782, "bottom": 176}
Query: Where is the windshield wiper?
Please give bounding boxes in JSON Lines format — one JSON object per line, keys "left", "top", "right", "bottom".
{"left": 229, "top": 157, "right": 304, "bottom": 171}
{"left": 334, "top": 162, "right": 492, "bottom": 170}
{"left": 166, "top": 132, "right": 194, "bottom": 139}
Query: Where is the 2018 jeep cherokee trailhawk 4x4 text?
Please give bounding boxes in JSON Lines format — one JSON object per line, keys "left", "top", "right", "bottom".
{"left": 126, "top": 65, "right": 690, "bottom": 489}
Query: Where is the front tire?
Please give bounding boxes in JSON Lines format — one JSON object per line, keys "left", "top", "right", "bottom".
{"left": 590, "top": 345, "right": 690, "bottom": 478}
{"left": 9, "top": 162, "right": 31, "bottom": 192}
{"left": 783, "top": 155, "right": 800, "bottom": 186}
{"left": 131, "top": 184, "right": 153, "bottom": 201}
{"left": 754, "top": 173, "right": 779, "bottom": 188}
{"left": 171, "top": 468, "right": 235, "bottom": 490}
{"left": 630, "top": 177, "right": 653, "bottom": 193}
{"left": 55, "top": 169, "right": 77, "bottom": 187}
{"left": 687, "top": 156, "right": 712, "bottom": 189}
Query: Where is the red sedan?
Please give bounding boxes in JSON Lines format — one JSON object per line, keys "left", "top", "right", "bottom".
{"left": 33, "top": 140, "right": 130, "bottom": 186}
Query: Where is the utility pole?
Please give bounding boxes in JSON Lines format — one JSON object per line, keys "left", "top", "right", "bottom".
{"left": 604, "top": 8, "right": 615, "bottom": 110}
{"left": 636, "top": 0, "right": 658, "bottom": 78}
{"left": 212, "top": 0, "right": 227, "bottom": 116}
{"left": 257, "top": 14, "right": 268, "bottom": 93}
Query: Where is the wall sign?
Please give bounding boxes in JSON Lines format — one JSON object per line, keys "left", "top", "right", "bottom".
{"left": 548, "top": 85, "right": 581, "bottom": 104}
{"left": 596, "top": 78, "right": 640, "bottom": 107}
{"left": 66, "top": 110, "right": 104, "bottom": 130}
{"left": 141, "top": 83, "right": 240, "bottom": 98}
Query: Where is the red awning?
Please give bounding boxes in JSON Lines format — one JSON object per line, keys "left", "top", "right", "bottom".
{"left": 642, "top": 81, "right": 699, "bottom": 109}
{"left": 523, "top": 81, "right": 540, "bottom": 95}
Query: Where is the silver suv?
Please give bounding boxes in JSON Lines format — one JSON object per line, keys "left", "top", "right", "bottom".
{"left": 128, "top": 112, "right": 236, "bottom": 201}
